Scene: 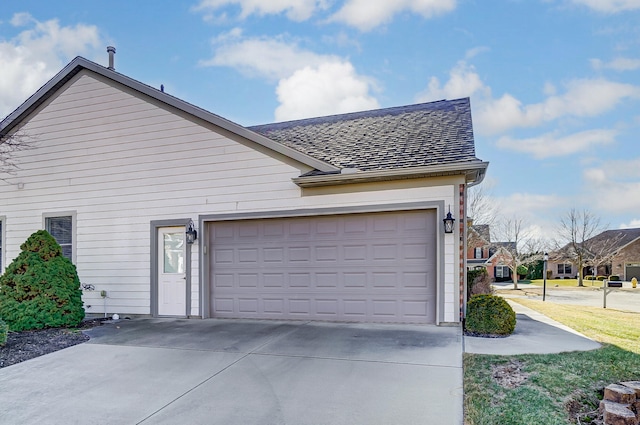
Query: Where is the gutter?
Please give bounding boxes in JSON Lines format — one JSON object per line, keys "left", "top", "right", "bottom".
{"left": 293, "top": 161, "right": 489, "bottom": 188}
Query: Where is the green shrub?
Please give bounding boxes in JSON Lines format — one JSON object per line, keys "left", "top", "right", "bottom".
{"left": 516, "top": 265, "right": 528, "bottom": 277}
{"left": 608, "top": 275, "right": 621, "bottom": 281}
{"left": 0, "top": 318, "right": 7, "bottom": 346}
{"left": 465, "top": 294, "right": 516, "bottom": 336}
{"left": 0, "top": 230, "right": 84, "bottom": 331}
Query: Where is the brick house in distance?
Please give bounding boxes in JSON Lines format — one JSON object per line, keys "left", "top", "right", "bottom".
{"left": 466, "top": 221, "right": 513, "bottom": 282}
{"left": 548, "top": 228, "right": 640, "bottom": 281}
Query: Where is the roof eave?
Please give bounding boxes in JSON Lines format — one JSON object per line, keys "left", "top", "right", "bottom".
{"left": 292, "top": 161, "right": 489, "bottom": 188}
{"left": 0, "top": 57, "right": 338, "bottom": 173}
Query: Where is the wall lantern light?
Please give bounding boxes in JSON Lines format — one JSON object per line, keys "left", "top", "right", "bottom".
{"left": 443, "top": 207, "right": 456, "bottom": 234}
{"left": 186, "top": 220, "right": 198, "bottom": 244}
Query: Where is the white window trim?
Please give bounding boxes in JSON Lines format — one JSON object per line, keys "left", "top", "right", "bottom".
{"left": 43, "top": 211, "right": 77, "bottom": 264}
{"left": 496, "top": 264, "right": 510, "bottom": 278}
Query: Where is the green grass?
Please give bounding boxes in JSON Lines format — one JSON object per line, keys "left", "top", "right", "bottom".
{"left": 464, "top": 299, "right": 640, "bottom": 424}
{"left": 529, "top": 279, "right": 604, "bottom": 287}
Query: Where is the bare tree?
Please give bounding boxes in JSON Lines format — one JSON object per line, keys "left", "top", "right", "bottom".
{"left": 556, "top": 208, "right": 607, "bottom": 287}
{"left": 0, "top": 129, "right": 34, "bottom": 175}
{"left": 493, "top": 216, "right": 543, "bottom": 290}
{"left": 467, "top": 184, "right": 498, "bottom": 227}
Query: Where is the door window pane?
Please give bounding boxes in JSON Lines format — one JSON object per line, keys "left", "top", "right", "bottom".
{"left": 46, "top": 216, "right": 72, "bottom": 260}
{"left": 163, "top": 232, "right": 184, "bottom": 273}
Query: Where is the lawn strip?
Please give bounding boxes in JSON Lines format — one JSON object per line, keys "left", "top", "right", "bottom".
{"left": 464, "top": 299, "right": 640, "bottom": 424}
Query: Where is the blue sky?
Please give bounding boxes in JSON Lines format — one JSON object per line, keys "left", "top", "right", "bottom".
{"left": 1, "top": 0, "right": 640, "bottom": 240}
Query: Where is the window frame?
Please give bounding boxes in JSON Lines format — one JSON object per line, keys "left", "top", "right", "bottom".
{"left": 43, "top": 212, "right": 77, "bottom": 263}
{"left": 495, "top": 265, "right": 510, "bottom": 278}
{"left": 474, "top": 247, "right": 483, "bottom": 259}
{"left": 557, "top": 263, "right": 572, "bottom": 274}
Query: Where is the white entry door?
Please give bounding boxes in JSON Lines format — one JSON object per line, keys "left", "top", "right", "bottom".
{"left": 158, "top": 227, "right": 186, "bottom": 316}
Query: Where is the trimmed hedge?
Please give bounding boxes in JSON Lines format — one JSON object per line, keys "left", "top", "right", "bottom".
{"left": 465, "top": 294, "right": 516, "bottom": 336}
{"left": 0, "top": 230, "right": 84, "bottom": 331}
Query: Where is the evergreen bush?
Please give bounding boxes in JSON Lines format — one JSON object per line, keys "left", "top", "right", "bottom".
{"left": 0, "top": 318, "right": 7, "bottom": 346}
{"left": 0, "top": 230, "right": 84, "bottom": 331}
{"left": 516, "top": 265, "right": 528, "bottom": 277}
{"left": 465, "top": 294, "right": 516, "bottom": 336}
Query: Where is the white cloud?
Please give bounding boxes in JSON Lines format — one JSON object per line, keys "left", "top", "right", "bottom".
{"left": 417, "top": 60, "right": 640, "bottom": 136}
{"left": 591, "top": 57, "right": 640, "bottom": 71}
{"left": 580, "top": 158, "right": 640, "bottom": 213}
{"left": 201, "top": 32, "right": 340, "bottom": 80}
{"left": 569, "top": 0, "right": 640, "bottom": 13}
{"left": 0, "top": 13, "right": 102, "bottom": 118}
{"left": 496, "top": 129, "right": 617, "bottom": 159}
{"left": 415, "top": 61, "right": 489, "bottom": 102}
{"left": 620, "top": 219, "right": 640, "bottom": 229}
{"left": 476, "top": 79, "right": 640, "bottom": 135}
{"left": 201, "top": 32, "right": 379, "bottom": 121}
{"left": 328, "top": 0, "right": 456, "bottom": 31}
{"left": 192, "top": 0, "right": 328, "bottom": 21}
{"left": 491, "top": 193, "right": 566, "bottom": 242}
{"left": 275, "top": 61, "right": 380, "bottom": 121}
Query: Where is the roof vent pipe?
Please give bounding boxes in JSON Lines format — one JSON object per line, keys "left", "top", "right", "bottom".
{"left": 107, "top": 46, "right": 116, "bottom": 70}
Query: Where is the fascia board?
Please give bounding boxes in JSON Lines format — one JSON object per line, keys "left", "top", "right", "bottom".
{"left": 1, "top": 57, "right": 339, "bottom": 173}
{"left": 293, "top": 161, "right": 489, "bottom": 187}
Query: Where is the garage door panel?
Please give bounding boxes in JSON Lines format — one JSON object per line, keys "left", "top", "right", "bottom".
{"left": 209, "top": 210, "right": 437, "bottom": 323}
{"left": 214, "top": 268, "right": 434, "bottom": 291}
{"left": 211, "top": 294, "right": 434, "bottom": 322}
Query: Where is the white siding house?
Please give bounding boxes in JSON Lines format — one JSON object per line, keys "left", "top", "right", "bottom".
{"left": 0, "top": 55, "right": 487, "bottom": 325}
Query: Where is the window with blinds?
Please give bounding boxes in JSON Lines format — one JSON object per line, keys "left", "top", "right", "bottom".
{"left": 46, "top": 216, "right": 73, "bottom": 260}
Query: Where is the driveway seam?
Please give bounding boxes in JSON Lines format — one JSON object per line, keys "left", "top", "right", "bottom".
{"left": 249, "top": 351, "right": 462, "bottom": 368}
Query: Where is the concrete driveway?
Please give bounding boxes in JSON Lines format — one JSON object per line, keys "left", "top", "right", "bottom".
{"left": 0, "top": 319, "right": 463, "bottom": 425}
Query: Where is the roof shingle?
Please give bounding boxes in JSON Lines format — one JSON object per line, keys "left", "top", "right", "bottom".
{"left": 249, "top": 98, "right": 480, "bottom": 172}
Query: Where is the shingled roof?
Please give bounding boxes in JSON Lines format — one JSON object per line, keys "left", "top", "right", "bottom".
{"left": 586, "top": 228, "right": 640, "bottom": 254}
{"left": 2, "top": 56, "right": 487, "bottom": 186}
{"left": 249, "top": 98, "right": 480, "bottom": 173}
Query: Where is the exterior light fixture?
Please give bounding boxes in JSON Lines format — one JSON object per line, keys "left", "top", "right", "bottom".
{"left": 186, "top": 220, "right": 198, "bottom": 244}
{"left": 443, "top": 206, "right": 456, "bottom": 234}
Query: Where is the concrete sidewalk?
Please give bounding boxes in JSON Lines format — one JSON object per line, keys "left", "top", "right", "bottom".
{"left": 464, "top": 301, "right": 601, "bottom": 355}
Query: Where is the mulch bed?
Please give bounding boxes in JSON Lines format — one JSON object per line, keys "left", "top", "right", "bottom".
{"left": 0, "top": 318, "right": 107, "bottom": 368}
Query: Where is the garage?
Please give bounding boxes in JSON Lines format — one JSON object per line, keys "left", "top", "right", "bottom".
{"left": 625, "top": 264, "right": 640, "bottom": 281}
{"left": 208, "top": 210, "right": 437, "bottom": 323}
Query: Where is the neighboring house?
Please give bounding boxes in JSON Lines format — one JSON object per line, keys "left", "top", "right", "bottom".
{"left": 0, "top": 52, "right": 488, "bottom": 325}
{"left": 466, "top": 223, "right": 513, "bottom": 281}
{"left": 549, "top": 228, "right": 640, "bottom": 280}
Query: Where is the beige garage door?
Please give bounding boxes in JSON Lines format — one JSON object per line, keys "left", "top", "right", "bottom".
{"left": 208, "top": 210, "right": 437, "bottom": 323}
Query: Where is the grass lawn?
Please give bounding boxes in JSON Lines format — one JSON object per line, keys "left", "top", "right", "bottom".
{"left": 464, "top": 299, "right": 640, "bottom": 424}
{"left": 528, "top": 279, "right": 605, "bottom": 288}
